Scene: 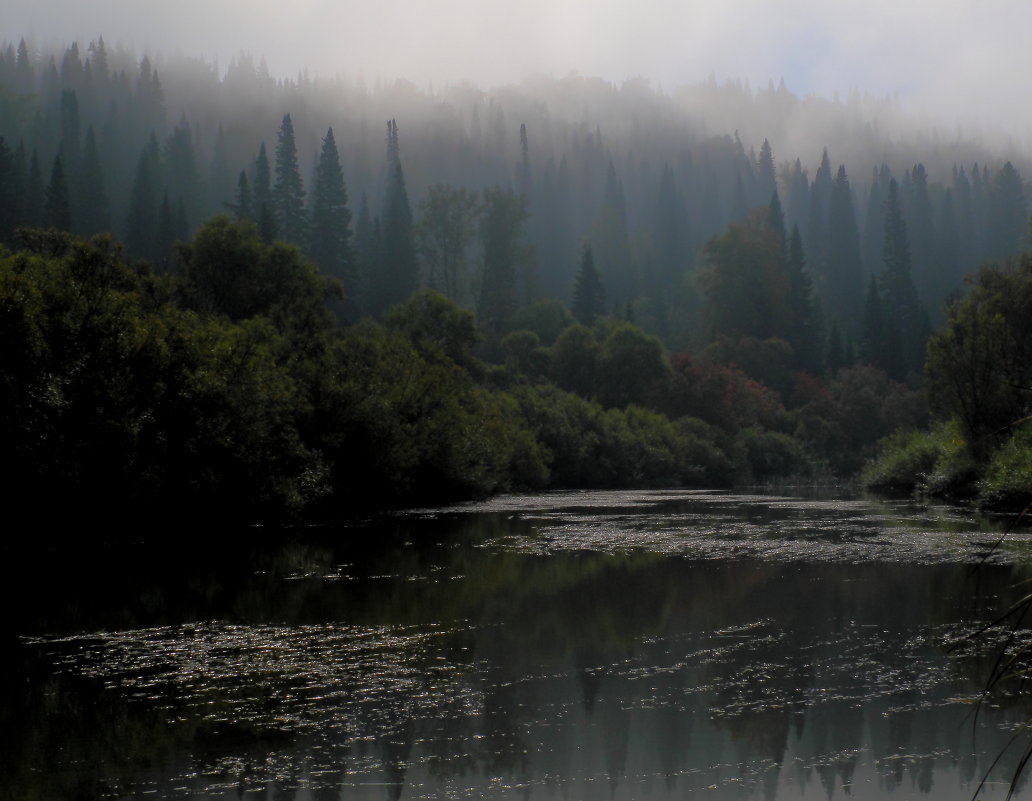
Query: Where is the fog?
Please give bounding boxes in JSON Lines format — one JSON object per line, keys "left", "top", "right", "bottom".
{"left": 5, "top": 0, "right": 1032, "bottom": 144}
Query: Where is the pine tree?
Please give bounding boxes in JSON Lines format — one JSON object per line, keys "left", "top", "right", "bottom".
{"left": 252, "top": 142, "right": 277, "bottom": 243}
{"left": 756, "top": 138, "right": 777, "bottom": 206}
{"left": 273, "top": 113, "right": 306, "bottom": 245}
{"left": 786, "top": 224, "right": 821, "bottom": 373}
{"left": 125, "top": 134, "right": 161, "bottom": 262}
{"left": 45, "top": 154, "right": 72, "bottom": 231}
{"left": 987, "top": 161, "right": 1027, "bottom": 263}
{"left": 308, "top": 127, "right": 354, "bottom": 288}
{"left": 826, "top": 164, "right": 864, "bottom": 329}
{"left": 371, "top": 119, "right": 418, "bottom": 316}
{"left": 879, "top": 178, "right": 923, "bottom": 378}
{"left": 233, "top": 170, "right": 253, "bottom": 221}
{"left": 77, "top": 125, "right": 110, "bottom": 235}
{"left": 24, "top": 150, "right": 44, "bottom": 228}
{"left": 593, "top": 161, "right": 633, "bottom": 305}
{"left": 572, "top": 245, "right": 606, "bottom": 325}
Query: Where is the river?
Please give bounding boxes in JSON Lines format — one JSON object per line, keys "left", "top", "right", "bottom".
{"left": 4, "top": 490, "right": 1032, "bottom": 800}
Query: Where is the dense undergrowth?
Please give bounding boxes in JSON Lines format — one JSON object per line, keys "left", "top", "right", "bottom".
{"left": 0, "top": 218, "right": 937, "bottom": 526}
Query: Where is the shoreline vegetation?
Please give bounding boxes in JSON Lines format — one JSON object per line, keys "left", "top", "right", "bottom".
{"left": 0, "top": 37, "right": 1029, "bottom": 525}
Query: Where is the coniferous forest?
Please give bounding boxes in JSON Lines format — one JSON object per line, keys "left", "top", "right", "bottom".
{"left": 1, "top": 37, "right": 1031, "bottom": 524}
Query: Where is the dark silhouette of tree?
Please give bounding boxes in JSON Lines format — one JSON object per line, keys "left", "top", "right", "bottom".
{"left": 572, "top": 245, "right": 606, "bottom": 325}
{"left": 786, "top": 223, "right": 822, "bottom": 373}
{"left": 987, "top": 161, "right": 1027, "bottom": 263}
{"left": 124, "top": 134, "right": 161, "bottom": 262}
{"left": 233, "top": 170, "right": 253, "bottom": 221}
{"left": 756, "top": 138, "right": 777, "bottom": 206}
{"left": 593, "top": 161, "right": 633, "bottom": 306}
{"left": 273, "top": 113, "right": 306, "bottom": 245}
{"left": 77, "top": 125, "right": 110, "bottom": 235}
{"left": 826, "top": 164, "right": 864, "bottom": 329}
{"left": 879, "top": 179, "right": 923, "bottom": 378}
{"left": 253, "top": 141, "right": 276, "bottom": 243}
{"left": 370, "top": 119, "right": 418, "bottom": 316}
{"left": 24, "top": 150, "right": 45, "bottom": 229}
{"left": 308, "top": 127, "right": 354, "bottom": 293}
{"left": 45, "top": 154, "right": 72, "bottom": 231}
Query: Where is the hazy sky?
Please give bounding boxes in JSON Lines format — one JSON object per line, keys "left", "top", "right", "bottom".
{"left": 6, "top": 0, "right": 1032, "bottom": 137}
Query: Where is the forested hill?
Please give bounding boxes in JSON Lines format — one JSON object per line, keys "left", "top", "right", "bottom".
{"left": 0, "top": 36, "right": 1029, "bottom": 348}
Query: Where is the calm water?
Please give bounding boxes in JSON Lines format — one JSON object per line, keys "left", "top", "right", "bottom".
{"left": 4, "top": 490, "right": 1032, "bottom": 800}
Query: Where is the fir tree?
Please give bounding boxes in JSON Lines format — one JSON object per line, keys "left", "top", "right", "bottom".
{"left": 572, "top": 245, "right": 606, "bottom": 325}
{"left": 77, "top": 125, "right": 110, "bottom": 235}
{"left": 44, "top": 154, "right": 72, "bottom": 231}
{"left": 371, "top": 119, "right": 418, "bottom": 316}
{"left": 879, "top": 178, "right": 923, "bottom": 378}
{"left": 826, "top": 164, "right": 864, "bottom": 329}
{"left": 233, "top": 170, "right": 253, "bottom": 221}
{"left": 125, "top": 134, "right": 161, "bottom": 262}
{"left": 273, "top": 113, "right": 306, "bottom": 245}
{"left": 253, "top": 142, "right": 276, "bottom": 243}
{"left": 756, "top": 138, "right": 777, "bottom": 206}
{"left": 308, "top": 127, "right": 354, "bottom": 288}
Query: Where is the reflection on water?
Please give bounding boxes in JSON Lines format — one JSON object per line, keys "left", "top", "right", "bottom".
{"left": 4, "top": 490, "right": 1032, "bottom": 800}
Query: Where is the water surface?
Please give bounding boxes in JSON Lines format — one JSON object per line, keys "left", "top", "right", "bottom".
{"left": 4, "top": 490, "right": 1032, "bottom": 800}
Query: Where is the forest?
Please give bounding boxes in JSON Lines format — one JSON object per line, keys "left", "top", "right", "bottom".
{"left": 0, "top": 37, "right": 1030, "bottom": 524}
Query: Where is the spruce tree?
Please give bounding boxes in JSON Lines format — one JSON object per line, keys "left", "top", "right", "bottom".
{"left": 371, "top": 119, "right": 418, "bottom": 316}
{"left": 879, "top": 178, "right": 923, "bottom": 378}
{"left": 308, "top": 127, "right": 354, "bottom": 287}
{"left": 273, "top": 113, "right": 306, "bottom": 245}
{"left": 253, "top": 142, "right": 276, "bottom": 243}
{"left": 826, "top": 165, "right": 864, "bottom": 329}
{"left": 125, "top": 134, "right": 161, "bottom": 262}
{"left": 77, "top": 125, "right": 110, "bottom": 235}
{"left": 786, "top": 224, "right": 821, "bottom": 373}
{"left": 24, "top": 150, "right": 44, "bottom": 228}
{"left": 756, "top": 138, "right": 777, "bottom": 206}
{"left": 233, "top": 170, "right": 253, "bottom": 221}
{"left": 44, "top": 154, "right": 72, "bottom": 231}
{"left": 572, "top": 245, "right": 606, "bottom": 326}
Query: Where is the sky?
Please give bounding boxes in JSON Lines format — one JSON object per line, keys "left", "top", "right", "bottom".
{"left": 5, "top": 0, "right": 1032, "bottom": 140}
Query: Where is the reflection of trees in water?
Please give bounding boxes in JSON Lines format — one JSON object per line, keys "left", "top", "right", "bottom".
{"left": 10, "top": 503, "right": 1032, "bottom": 800}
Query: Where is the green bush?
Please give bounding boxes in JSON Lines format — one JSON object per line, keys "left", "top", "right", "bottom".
{"left": 863, "top": 428, "right": 941, "bottom": 492}
{"left": 979, "top": 424, "right": 1032, "bottom": 510}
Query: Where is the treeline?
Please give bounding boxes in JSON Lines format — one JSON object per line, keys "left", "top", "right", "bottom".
{"left": 0, "top": 218, "right": 930, "bottom": 525}
{"left": 0, "top": 37, "right": 1029, "bottom": 358}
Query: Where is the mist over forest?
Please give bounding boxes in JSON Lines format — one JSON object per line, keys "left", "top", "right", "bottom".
{"left": 1, "top": 35, "right": 1030, "bottom": 520}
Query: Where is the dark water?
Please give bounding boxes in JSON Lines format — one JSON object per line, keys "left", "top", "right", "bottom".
{"left": 4, "top": 490, "right": 1032, "bottom": 800}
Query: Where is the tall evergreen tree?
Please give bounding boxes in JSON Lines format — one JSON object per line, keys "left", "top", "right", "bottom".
{"left": 44, "top": 154, "right": 72, "bottom": 231}
{"left": 572, "top": 244, "right": 606, "bottom": 325}
{"left": 253, "top": 141, "right": 276, "bottom": 243}
{"left": 370, "top": 119, "right": 418, "bottom": 316}
{"left": 77, "top": 125, "right": 110, "bottom": 235}
{"left": 756, "top": 138, "right": 777, "bottom": 206}
{"left": 233, "top": 170, "right": 253, "bottom": 222}
{"left": 593, "top": 161, "right": 633, "bottom": 305}
{"left": 124, "top": 134, "right": 162, "bottom": 262}
{"left": 24, "top": 150, "right": 44, "bottom": 229}
{"left": 987, "top": 161, "right": 1027, "bottom": 263}
{"left": 308, "top": 127, "right": 354, "bottom": 289}
{"left": 879, "top": 178, "right": 922, "bottom": 378}
{"left": 825, "top": 165, "right": 864, "bottom": 329}
{"left": 273, "top": 113, "right": 306, "bottom": 245}
{"left": 785, "top": 223, "right": 822, "bottom": 373}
